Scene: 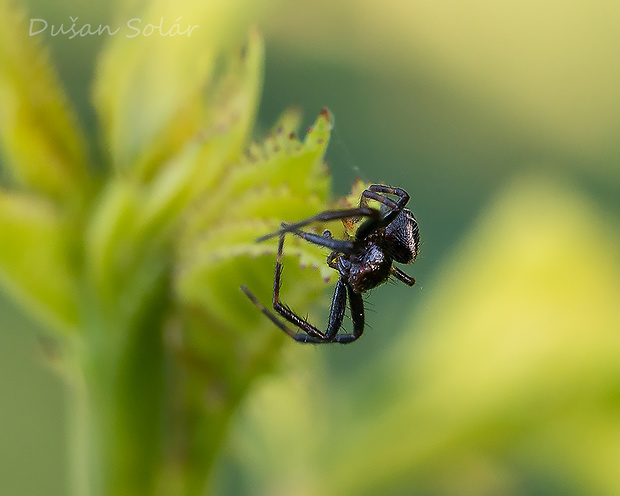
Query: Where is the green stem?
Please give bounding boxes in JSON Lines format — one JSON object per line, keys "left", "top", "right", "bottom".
{"left": 67, "top": 279, "right": 239, "bottom": 496}
{"left": 72, "top": 307, "right": 166, "bottom": 496}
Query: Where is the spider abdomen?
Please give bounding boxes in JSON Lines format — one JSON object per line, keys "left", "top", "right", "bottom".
{"left": 385, "top": 208, "right": 419, "bottom": 264}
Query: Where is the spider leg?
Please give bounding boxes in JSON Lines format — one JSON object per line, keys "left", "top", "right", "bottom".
{"left": 241, "top": 232, "right": 353, "bottom": 343}
{"left": 332, "top": 284, "right": 365, "bottom": 343}
{"left": 256, "top": 206, "right": 380, "bottom": 243}
{"left": 269, "top": 233, "right": 347, "bottom": 342}
{"left": 367, "top": 184, "right": 410, "bottom": 209}
{"left": 269, "top": 277, "right": 348, "bottom": 343}
{"left": 286, "top": 227, "right": 357, "bottom": 254}
{"left": 241, "top": 285, "right": 314, "bottom": 341}
{"left": 356, "top": 185, "right": 411, "bottom": 240}
{"left": 326, "top": 251, "right": 340, "bottom": 270}
{"left": 241, "top": 285, "right": 332, "bottom": 343}
{"left": 391, "top": 266, "right": 416, "bottom": 286}
{"left": 359, "top": 185, "right": 409, "bottom": 213}
{"left": 241, "top": 235, "right": 325, "bottom": 342}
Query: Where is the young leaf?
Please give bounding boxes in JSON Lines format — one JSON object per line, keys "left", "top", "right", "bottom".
{"left": 0, "top": 190, "right": 79, "bottom": 334}
{"left": 93, "top": 0, "right": 261, "bottom": 179}
{"left": 0, "top": 0, "right": 89, "bottom": 202}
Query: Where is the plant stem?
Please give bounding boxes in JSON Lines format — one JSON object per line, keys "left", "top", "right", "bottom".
{"left": 66, "top": 276, "right": 243, "bottom": 496}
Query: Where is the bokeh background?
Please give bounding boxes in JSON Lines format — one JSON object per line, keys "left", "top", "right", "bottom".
{"left": 2, "top": 0, "right": 620, "bottom": 494}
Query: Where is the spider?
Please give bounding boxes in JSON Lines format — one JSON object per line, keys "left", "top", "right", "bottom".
{"left": 240, "top": 184, "right": 419, "bottom": 344}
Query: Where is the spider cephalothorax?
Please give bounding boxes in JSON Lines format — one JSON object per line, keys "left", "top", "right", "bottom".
{"left": 241, "top": 184, "right": 419, "bottom": 344}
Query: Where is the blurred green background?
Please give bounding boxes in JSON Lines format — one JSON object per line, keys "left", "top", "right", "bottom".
{"left": 2, "top": 0, "right": 620, "bottom": 494}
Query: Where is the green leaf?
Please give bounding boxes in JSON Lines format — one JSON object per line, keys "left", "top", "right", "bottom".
{"left": 0, "top": 0, "right": 89, "bottom": 201}
{"left": 93, "top": 0, "right": 261, "bottom": 179}
{"left": 0, "top": 190, "right": 79, "bottom": 334}
{"left": 175, "top": 109, "right": 335, "bottom": 323}
{"left": 135, "top": 28, "right": 265, "bottom": 240}
{"left": 177, "top": 107, "right": 332, "bottom": 244}
{"left": 85, "top": 29, "right": 265, "bottom": 323}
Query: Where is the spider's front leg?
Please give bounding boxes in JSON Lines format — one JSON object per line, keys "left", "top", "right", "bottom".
{"left": 271, "top": 232, "right": 347, "bottom": 342}
{"left": 331, "top": 284, "right": 365, "bottom": 344}
{"left": 256, "top": 206, "right": 380, "bottom": 243}
{"left": 356, "top": 184, "right": 411, "bottom": 240}
{"left": 240, "top": 284, "right": 323, "bottom": 343}
{"left": 271, "top": 276, "right": 348, "bottom": 343}
{"left": 361, "top": 184, "right": 410, "bottom": 212}
{"left": 240, "top": 231, "right": 348, "bottom": 343}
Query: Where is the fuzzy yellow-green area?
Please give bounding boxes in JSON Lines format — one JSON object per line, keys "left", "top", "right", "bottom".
{"left": 226, "top": 174, "right": 620, "bottom": 496}
{"left": 326, "top": 175, "right": 620, "bottom": 495}
{"left": 0, "top": 1, "right": 344, "bottom": 495}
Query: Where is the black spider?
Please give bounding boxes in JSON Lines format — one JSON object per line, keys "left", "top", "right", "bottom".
{"left": 241, "top": 184, "right": 419, "bottom": 344}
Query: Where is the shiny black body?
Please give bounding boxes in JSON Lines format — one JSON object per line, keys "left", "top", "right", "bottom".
{"left": 241, "top": 185, "right": 419, "bottom": 344}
